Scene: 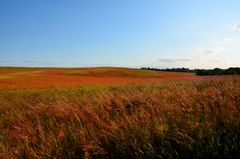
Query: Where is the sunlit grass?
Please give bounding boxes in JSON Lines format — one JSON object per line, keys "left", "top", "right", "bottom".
{"left": 0, "top": 77, "right": 240, "bottom": 158}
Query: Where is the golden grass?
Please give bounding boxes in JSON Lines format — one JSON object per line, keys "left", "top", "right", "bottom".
{"left": 0, "top": 76, "right": 240, "bottom": 158}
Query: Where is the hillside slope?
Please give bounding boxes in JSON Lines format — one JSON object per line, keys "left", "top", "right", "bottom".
{"left": 0, "top": 67, "right": 197, "bottom": 89}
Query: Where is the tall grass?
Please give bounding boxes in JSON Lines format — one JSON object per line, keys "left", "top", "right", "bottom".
{"left": 0, "top": 77, "right": 240, "bottom": 158}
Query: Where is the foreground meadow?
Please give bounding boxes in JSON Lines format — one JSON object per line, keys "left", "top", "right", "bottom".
{"left": 0, "top": 75, "right": 240, "bottom": 158}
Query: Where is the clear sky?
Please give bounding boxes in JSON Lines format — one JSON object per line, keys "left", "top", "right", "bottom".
{"left": 1, "top": 0, "right": 240, "bottom": 68}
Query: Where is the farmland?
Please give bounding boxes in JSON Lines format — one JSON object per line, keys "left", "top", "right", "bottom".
{"left": 0, "top": 67, "right": 197, "bottom": 89}
{"left": 0, "top": 67, "right": 240, "bottom": 158}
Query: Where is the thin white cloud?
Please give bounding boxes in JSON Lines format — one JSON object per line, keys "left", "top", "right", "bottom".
{"left": 157, "top": 58, "right": 192, "bottom": 63}
{"left": 203, "top": 47, "right": 224, "bottom": 54}
{"left": 209, "top": 59, "right": 220, "bottom": 63}
{"left": 223, "top": 38, "right": 236, "bottom": 43}
{"left": 146, "top": 55, "right": 232, "bottom": 69}
{"left": 231, "top": 22, "right": 240, "bottom": 29}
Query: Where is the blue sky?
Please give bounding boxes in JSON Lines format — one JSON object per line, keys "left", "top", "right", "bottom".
{"left": 0, "top": 0, "right": 240, "bottom": 68}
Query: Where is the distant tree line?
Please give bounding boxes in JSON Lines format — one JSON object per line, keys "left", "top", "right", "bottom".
{"left": 141, "top": 67, "right": 240, "bottom": 76}
{"left": 195, "top": 67, "right": 240, "bottom": 76}
{"left": 141, "top": 67, "right": 196, "bottom": 73}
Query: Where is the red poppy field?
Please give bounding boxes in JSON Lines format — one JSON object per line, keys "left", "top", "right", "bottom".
{"left": 0, "top": 67, "right": 240, "bottom": 158}
{"left": 0, "top": 67, "right": 197, "bottom": 89}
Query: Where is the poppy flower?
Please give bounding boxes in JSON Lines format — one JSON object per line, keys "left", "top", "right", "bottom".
{"left": 58, "top": 132, "right": 64, "bottom": 138}
{"left": 119, "top": 120, "right": 125, "bottom": 126}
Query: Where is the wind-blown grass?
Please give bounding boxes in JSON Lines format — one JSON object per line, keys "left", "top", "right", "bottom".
{"left": 0, "top": 77, "right": 240, "bottom": 158}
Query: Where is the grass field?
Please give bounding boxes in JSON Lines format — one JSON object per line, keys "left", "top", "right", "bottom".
{"left": 0, "top": 67, "right": 240, "bottom": 158}
{"left": 0, "top": 67, "right": 197, "bottom": 89}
